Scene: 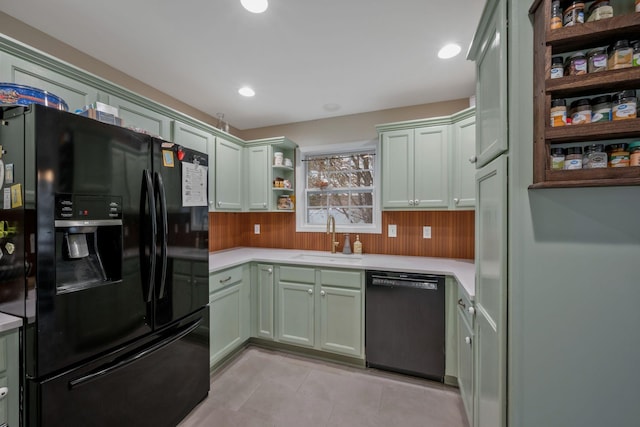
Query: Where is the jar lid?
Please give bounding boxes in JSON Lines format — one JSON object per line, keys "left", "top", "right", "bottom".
{"left": 615, "top": 90, "right": 637, "bottom": 100}
{"left": 587, "top": 46, "right": 607, "bottom": 56}
{"left": 628, "top": 141, "right": 640, "bottom": 150}
{"left": 568, "top": 51, "right": 586, "bottom": 59}
{"left": 583, "top": 144, "right": 605, "bottom": 154}
{"left": 612, "top": 40, "right": 630, "bottom": 50}
{"left": 566, "top": 146, "right": 582, "bottom": 155}
{"left": 606, "top": 143, "right": 628, "bottom": 152}
{"left": 588, "top": 0, "right": 610, "bottom": 13}
{"left": 551, "top": 56, "right": 564, "bottom": 65}
{"left": 551, "top": 98, "right": 566, "bottom": 107}
{"left": 570, "top": 98, "right": 591, "bottom": 109}
{"left": 591, "top": 94, "right": 611, "bottom": 105}
{"left": 550, "top": 147, "right": 565, "bottom": 156}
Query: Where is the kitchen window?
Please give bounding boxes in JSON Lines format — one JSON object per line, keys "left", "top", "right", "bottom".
{"left": 296, "top": 141, "right": 381, "bottom": 233}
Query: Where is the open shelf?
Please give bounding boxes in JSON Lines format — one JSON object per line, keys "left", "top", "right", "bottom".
{"left": 529, "top": 0, "right": 640, "bottom": 189}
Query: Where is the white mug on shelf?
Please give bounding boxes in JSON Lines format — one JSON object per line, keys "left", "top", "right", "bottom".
{"left": 274, "top": 152, "right": 283, "bottom": 166}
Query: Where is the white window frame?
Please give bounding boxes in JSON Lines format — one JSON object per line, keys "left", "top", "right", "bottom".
{"left": 295, "top": 139, "right": 381, "bottom": 234}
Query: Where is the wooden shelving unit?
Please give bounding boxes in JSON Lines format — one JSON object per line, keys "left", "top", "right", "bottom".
{"left": 529, "top": 0, "right": 640, "bottom": 189}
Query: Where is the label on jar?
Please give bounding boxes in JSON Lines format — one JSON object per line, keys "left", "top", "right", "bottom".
{"left": 572, "top": 58, "right": 588, "bottom": 74}
{"left": 550, "top": 155, "right": 565, "bottom": 170}
{"left": 571, "top": 110, "right": 592, "bottom": 125}
{"left": 550, "top": 109, "right": 567, "bottom": 127}
{"left": 564, "top": 158, "right": 582, "bottom": 170}
{"left": 634, "top": 52, "right": 640, "bottom": 67}
{"left": 550, "top": 66, "right": 564, "bottom": 79}
{"left": 583, "top": 153, "right": 607, "bottom": 169}
{"left": 609, "top": 154, "right": 630, "bottom": 168}
{"left": 589, "top": 53, "right": 608, "bottom": 72}
{"left": 591, "top": 107, "right": 611, "bottom": 123}
{"left": 613, "top": 102, "right": 637, "bottom": 120}
{"left": 631, "top": 152, "right": 640, "bottom": 166}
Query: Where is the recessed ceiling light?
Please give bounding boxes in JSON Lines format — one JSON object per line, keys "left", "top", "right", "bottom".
{"left": 238, "top": 86, "right": 255, "bottom": 97}
{"left": 241, "top": 0, "right": 268, "bottom": 13}
{"left": 437, "top": 43, "right": 462, "bottom": 59}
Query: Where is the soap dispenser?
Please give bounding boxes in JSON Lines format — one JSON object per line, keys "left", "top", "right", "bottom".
{"left": 353, "top": 235, "right": 362, "bottom": 254}
{"left": 342, "top": 234, "right": 352, "bottom": 254}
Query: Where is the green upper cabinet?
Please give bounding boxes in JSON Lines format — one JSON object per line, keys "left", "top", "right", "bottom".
{"left": 379, "top": 120, "right": 449, "bottom": 209}
{"left": 244, "top": 137, "right": 297, "bottom": 212}
{"left": 106, "top": 95, "right": 171, "bottom": 139}
{"left": 171, "top": 120, "right": 212, "bottom": 153}
{"left": 246, "top": 145, "right": 270, "bottom": 210}
{"left": 214, "top": 136, "right": 243, "bottom": 211}
{"left": 0, "top": 51, "right": 102, "bottom": 112}
{"left": 467, "top": 0, "right": 508, "bottom": 168}
{"left": 451, "top": 108, "right": 477, "bottom": 209}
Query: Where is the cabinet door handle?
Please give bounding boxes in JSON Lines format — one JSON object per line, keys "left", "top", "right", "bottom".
{"left": 454, "top": 198, "right": 460, "bottom": 204}
{"left": 414, "top": 199, "right": 420, "bottom": 206}
{"left": 469, "top": 156, "right": 477, "bottom": 164}
{"left": 465, "top": 336, "right": 472, "bottom": 345}
{"left": 320, "top": 290, "right": 326, "bottom": 296}
{"left": 219, "top": 276, "right": 232, "bottom": 284}
{"left": 409, "top": 200, "right": 414, "bottom": 206}
{"left": 263, "top": 202, "right": 267, "bottom": 208}
{"left": 457, "top": 298, "right": 466, "bottom": 309}
{"left": 468, "top": 306, "right": 476, "bottom": 315}
{"left": 267, "top": 268, "right": 273, "bottom": 274}
{"left": 217, "top": 201, "right": 222, "bottom": 207}
{"left": 308, "top": 289, "right": 313, "bottom": 295}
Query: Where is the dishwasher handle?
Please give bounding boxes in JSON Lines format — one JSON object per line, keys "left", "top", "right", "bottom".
{"left": 369, "top": 276, "right": 440, "bottom": 290}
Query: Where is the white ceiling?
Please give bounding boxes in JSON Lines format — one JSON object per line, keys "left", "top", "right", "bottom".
{"left": 0, "top": 0, "right": 486, "bottom": 130}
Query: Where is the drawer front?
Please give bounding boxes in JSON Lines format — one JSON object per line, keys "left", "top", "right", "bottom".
{"left": 279, "top": 266, "right": 315, "bottom": 284}
{"left": 173, "top": 259, "right": 192, "bottom": 275}
{"left": 0, "top": 335, "right": 6, "bottom": 373}
{"left": 210, "top": 266, "right": 243, "bottom": 293}
{"left": 321, "top": 269, "right": 362, "bottom": 289}
{"left": 457, "top": 285, "right": 474, "bottom": 327}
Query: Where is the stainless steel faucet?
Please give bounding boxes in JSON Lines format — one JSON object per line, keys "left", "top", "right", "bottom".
{"left": 326, "top": 214, "right": 339, "bottom": 253}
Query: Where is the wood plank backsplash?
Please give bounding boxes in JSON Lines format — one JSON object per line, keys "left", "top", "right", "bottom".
{"left": 209, "top": 210, "right": 474, "bottom": 259}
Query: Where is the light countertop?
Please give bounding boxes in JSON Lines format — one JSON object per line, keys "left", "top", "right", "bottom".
{"left": 0, "top": 312, "right": 22, "bottom": 333}
{"left": 210, "top": 247, "right": 475, "bottom": 298}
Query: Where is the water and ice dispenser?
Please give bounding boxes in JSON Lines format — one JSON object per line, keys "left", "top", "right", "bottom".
{"left": 54, "top": 194, "right": 123, "bottom": 294}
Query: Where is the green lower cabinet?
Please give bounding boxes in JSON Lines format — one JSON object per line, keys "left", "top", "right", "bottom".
{"left": 255, "top": 264, "right": 275, "bottom": 340}
{"left": 319, "top": 286, "right": 362, "bottom": 357}
{"left": 277, "top": 281, "right": 315, "bottom": 347}
{"left": 0, "top": 328, "right": 19, "bottom": 427}
{"left": 209, "top": 266, "right": 250, "bottom": 367}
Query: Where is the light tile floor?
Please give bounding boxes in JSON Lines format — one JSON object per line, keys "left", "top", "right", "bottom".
{"left": 179, "top": 346, "right": 469, "bottom": 427}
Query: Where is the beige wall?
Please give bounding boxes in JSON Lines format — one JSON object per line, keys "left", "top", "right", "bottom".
{"left": 239, "top": 98, "right": 470, "bottom": 146}
{"left": 1, "top": 12, "right": 470, "bottom": 144}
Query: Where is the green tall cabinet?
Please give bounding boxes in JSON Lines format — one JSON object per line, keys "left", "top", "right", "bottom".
{"left": 468, "top": 0, "right": 509, "bottom": 426}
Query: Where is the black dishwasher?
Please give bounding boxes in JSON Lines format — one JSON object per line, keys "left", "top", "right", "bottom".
{"left": 365, "top": 270, "right": 445, "bottom": 381}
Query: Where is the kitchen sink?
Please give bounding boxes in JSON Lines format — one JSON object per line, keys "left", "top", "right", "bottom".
{"left": 292, "top": 253, "right": 364, "bottom": 265}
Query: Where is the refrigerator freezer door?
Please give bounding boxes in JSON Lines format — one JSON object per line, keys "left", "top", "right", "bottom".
{"left": 152, "top": 141, "right": 209, "bottom": 328}
{"left": 30, "top": 307, "right": 210, "bottom": 427}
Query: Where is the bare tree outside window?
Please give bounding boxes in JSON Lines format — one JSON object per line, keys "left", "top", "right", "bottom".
{"left": 305, "top": 152, "right": 375, "bottom": 225}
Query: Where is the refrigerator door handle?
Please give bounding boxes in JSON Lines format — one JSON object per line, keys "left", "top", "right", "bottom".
{"left": 68, "top": 318, "right": 202, "bottom": 390}
{"left": 140, "top": 169, "right": 157, "bottom": 303}
{"left": 154, "top": 171, "right": 168, "bottom": 299}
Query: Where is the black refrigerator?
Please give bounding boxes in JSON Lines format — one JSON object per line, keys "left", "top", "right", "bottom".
{"left": 0, "top": 104, "right": 210, "bottom": 426}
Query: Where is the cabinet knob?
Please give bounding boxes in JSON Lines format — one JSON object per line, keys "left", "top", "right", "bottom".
{"left": 409, "top": 200, "right": 414, "bottom": 206}
{"left": 268, "top": 268, "right": 273, "bottom": 274}
{"left": 217, "top": 201, "right": 222, "bottom": 207}
{"left": 465, "top": 336, "right": 472, "bottom": 345}
{"left": 454, "top": 198, "right": 460, "bottom": 204}
{"left": 320, "top": 290, "right": 326, "bottom": 296}
{"left": 468, "top": 306, "right": 476, "bottom": 315}
{"left": 308, "top": 289, "right": 313, "bottom": 295}
{"left": 0, "top": 386, "right": 7, "bottom": 399}
{"left": 263, "top": 202, "right": 267, "bottom": 208}
{"left": 468, "top": 156, "right": 477, "bottom": 164}
{"left": 414, "top": 199, "right": 420, "bottom": 206}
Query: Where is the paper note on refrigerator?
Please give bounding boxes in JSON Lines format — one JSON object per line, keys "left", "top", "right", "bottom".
{"left": 181, "top": 161, "right": 208, "bottom": 207}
